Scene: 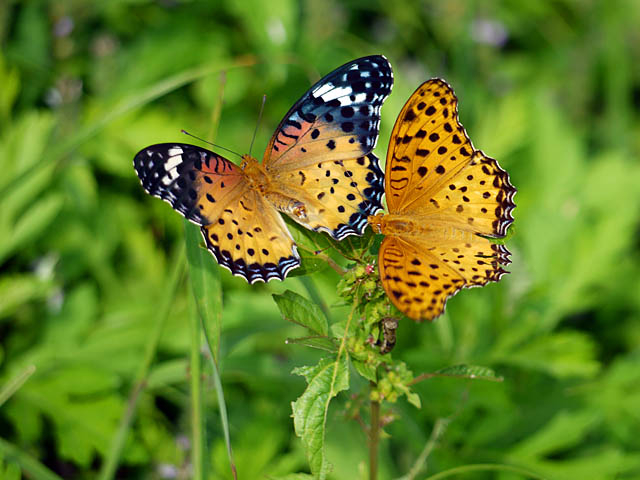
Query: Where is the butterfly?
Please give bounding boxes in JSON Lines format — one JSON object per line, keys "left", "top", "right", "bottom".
{"left": 368, "top": 79, "right": 516, "bottom": 321}
{"left": 134, "top": 56, "right": 393, "bottom": 283}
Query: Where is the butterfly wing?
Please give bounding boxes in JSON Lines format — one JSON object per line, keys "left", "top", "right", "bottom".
{"left": 134, "top": 144, "right": 300, "bottom": 283}
{"left": 414, "top": 150, "right": 516, "bottom": 237}
{"left": 200, "top": 188, "right": 300, "bottom": 283}
{"left": 269, "top": 152, "right": 384, "bottom": 239}
{"left": 264, "top": 55, "right": 393, "bottom": 239}
{"left": 378, "top": 234, "right": 510, "bottom": 321}
{"left": 385, "top": 79, "right": 476, "bottom": 215}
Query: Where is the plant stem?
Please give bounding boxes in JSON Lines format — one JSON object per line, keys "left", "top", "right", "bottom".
{"left": 400, "top": 418, "right": 448, "bottom": 480}
{"left": 369, "top": 389, "right": 381, "bottom": 480}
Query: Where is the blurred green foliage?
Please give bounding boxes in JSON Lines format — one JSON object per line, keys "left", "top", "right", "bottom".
{"left": 1, "top": 0, "right": 640, "bottom": 479}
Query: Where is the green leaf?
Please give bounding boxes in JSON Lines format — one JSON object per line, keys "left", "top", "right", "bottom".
{"left": 287, "top": 249, "right": 328, "bottom": 277}
{"left": 351, "top": 358, "right": 377, "bottom": 382}
{"left": 433, "top": 364, "right": 504, "bottom": 382}
{"left": 0, "top": 274, "right": 53, "bottom": 320}
{"left": 273, "top": 290, "right": 328, "bottom": 336}
{"left": 283, "top": 218, "right": 330, "bottom": 277}
{"left": 368, "top": 234, "right": 384, "bottom": 256}
{"left": 511, "top": 410, "right": 600, "bottom": 460}
{"left": 0, "top": 54, "right": 20, "bottom": 125}
{"left": 494, "top": 331, "right": 600, "bottom": 378}
{"left": 291, "top": 355, "right": 350, "bottom": 479}
{"left": 184, "top": 221, "right": 222, "bottom": 363}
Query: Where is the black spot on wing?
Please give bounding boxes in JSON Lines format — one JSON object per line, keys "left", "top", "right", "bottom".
{"left": 201, "top": 226, "right": 301, "bottom": 283}
{"left": 133, "top": 143, "right": 235, "bottom": 226}
{"left": 272, "top": 55, "right": 394, "bottom": 157}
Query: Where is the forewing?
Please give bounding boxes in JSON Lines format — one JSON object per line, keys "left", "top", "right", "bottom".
{"left": 264, "top": 55, "right": 393, "bottom": 169}
{"left": 413, "top": 151, "right": 516, "bottom": 237}
{"left": 133, "top": 143, "right": 244, "bottom": 225}
{"left": 378, "top": 233, "right": 510, "bottom": 321}
{"left": 385, "top": 79, "right": 475, "bottom": 213}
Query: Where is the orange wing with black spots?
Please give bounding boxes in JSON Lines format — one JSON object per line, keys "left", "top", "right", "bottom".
{"left": 134, "top": 144, "right": 299, "bottom": 283}
{"left": 385, "top": 79, "right": 474, "bottom": 214}
{"left": 378, "top": 229, "right": 511, "bottom": 321}
{"left": 373, "top": 79, "right": 516, "bottom": 321}
{"left": 200, "top": 188, "right": 299, "bottom": 283}
{"left": 265, "top": 55, "right": 392, "bottom": 239}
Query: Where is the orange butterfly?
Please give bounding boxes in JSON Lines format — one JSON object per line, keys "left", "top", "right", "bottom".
{"left": 134, "top": 56, "right": 393, "bottom": 283}
{"left": 368, "top": 79, "right": 516, "bottom": 321}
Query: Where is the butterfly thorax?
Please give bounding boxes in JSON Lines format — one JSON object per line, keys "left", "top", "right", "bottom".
{"left": 240, "top": 154, "right": 308, "bottom": 220}
{"left": 368, "top": 213, "right": 430, "bottom": 237}
{"left": 240, "top": 155, "right": 271, "bottom": 191}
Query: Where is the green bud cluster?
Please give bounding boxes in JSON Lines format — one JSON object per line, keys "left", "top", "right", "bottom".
{"left": 370, "top": 361, "right": 416, "bottom": 404}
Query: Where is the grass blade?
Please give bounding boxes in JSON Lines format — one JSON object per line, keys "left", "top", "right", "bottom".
{"left": 0, "top": 365, "right": 36, "bottom": 407}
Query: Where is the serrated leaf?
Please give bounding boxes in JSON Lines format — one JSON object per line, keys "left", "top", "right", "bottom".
{"left": 292, "top": 355, "right": 349, "bottom": 479}
{"left": 273, "top": 290, "right": 328, "bottom": 336}
{"left": 433, "top": 364, "right": 504, "bottom": 382}
{"left": 185, "top": 221, "right": 222, "bottom": 363}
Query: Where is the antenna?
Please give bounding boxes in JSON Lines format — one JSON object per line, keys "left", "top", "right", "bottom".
{"left": 181, "top": 129, "right": 243, "bottom": 159}
{"left": 249, "top": 94, "right": 267, "bottom": 157}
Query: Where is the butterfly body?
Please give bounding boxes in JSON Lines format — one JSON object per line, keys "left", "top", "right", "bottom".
{"left": 135, "top": 55, "right": 393, "bottom": 283}
{"left": 371, "top": 79, "right": 515, "bottom": 321}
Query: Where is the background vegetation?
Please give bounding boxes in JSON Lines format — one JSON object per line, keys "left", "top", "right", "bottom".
{"left": 2, "top": 0, "right": 640, "bottom": 478}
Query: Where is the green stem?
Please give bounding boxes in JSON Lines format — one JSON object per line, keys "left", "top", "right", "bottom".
{"left": 424, "top": 463, "right": 546, "bottom": 480}
{"left": 98, "top": 247, "right": 185, "bottom": 480}
{"left": 189, "top": 296, "right": 204, "bottom": 480}
{"left": 400, "top": 418, "right": 448, "bottom": 480}
{"left": 369, "top": 391, "right": 380, "bottom": 480}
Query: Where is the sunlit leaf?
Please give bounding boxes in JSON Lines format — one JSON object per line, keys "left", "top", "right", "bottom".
{"left": 292, "top": 355, "right": 349, "bottom": 479}
{"left": 273, "top": 290, "right": 328, "bottom": 336}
